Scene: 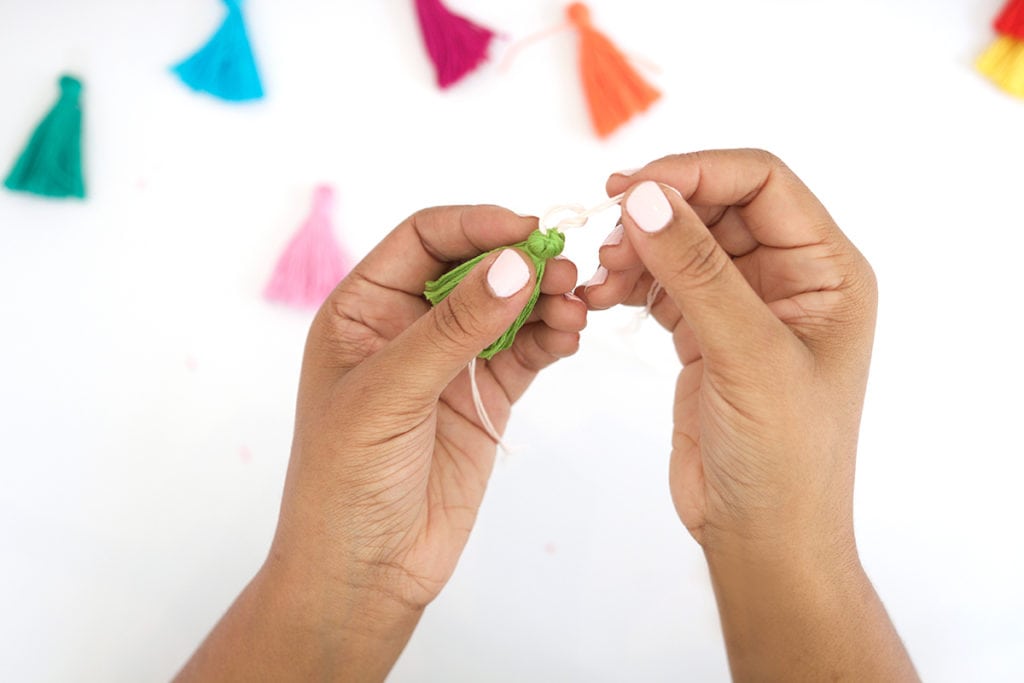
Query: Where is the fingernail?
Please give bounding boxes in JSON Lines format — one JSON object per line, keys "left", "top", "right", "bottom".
{"left": 553, "top": 254, "right": 569, "bottom": 261}
{"left": 487, "top": 249, "right": 530, "bottom": 298}
{"left": 615, "top": 168, "right": 641, "bottom": 176}
{"left": 602, "top": 223, "right": 624, "bottom": 247}
{"left": 584, "top": 265, "right": 608, "bottom": 288}
{"left": 564, "top": 292, "right": 583, "bottom": 303}
{"left": 626, "top": 181, "right": 673, "bottom": 234}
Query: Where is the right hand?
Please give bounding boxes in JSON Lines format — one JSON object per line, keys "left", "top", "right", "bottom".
{"left": 579, "top": 150, "right": 878, "bottom": 560}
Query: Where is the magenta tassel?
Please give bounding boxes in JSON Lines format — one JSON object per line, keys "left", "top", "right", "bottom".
{"left": 264, "top": 185, "right": 350, "bottom": 308}
{"left": 413, "top": 0, "right": 496, "bottom": 88}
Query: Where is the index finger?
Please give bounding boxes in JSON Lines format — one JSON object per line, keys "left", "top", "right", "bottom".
{"left": 606, "top": 149, "right": 840, "bottom": 250}
{"left": 351, "top": 205, "right": 540, "bottom": 297}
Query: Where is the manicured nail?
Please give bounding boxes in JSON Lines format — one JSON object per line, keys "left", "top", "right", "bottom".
{"left": 564, "top": 292, "right": 583, "bottom": 303}
{"left": 602, "top": 223, "right": 624, "bottom": 247}
{"left": 626, "top": 181, "right": 673, "bottom": 233}
{"left": 615, "top": 168, "right": 641, "bottom": 176}
{"left": 487, "top": 249, "right": 530, "bottom": 298}
{"left": 585, "top": 265, "right": 608, "bottom": 288}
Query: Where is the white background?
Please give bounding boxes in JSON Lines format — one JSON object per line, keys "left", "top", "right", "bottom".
{"left": 1, "top": 0, "right": 1022, "bottom": 680}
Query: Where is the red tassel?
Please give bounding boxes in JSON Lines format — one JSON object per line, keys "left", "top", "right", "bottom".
{"left": 264, "top": 185, "right": 350, "bottom": 309}
{"left": 413, "top": 0, "right": 496, "bottom": 89}
{"left": 995, "top": 0, "right": 1024, "bottom": 39}
{"left": 566, "top": 2, "right": 661, "bottom": 138}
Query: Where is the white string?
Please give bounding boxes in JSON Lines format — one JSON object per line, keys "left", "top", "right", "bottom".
{"left": 468, "top": 357, "right": 510, "bottom": 452}
{"left": 538, "top": 193, "right": 625, "bottom": 234}
{"left": 468, "top": 193, "right": 626, "bottom": 454}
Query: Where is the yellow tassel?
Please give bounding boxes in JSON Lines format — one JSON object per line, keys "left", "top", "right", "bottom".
{"left": 977, "top": 35, "right": 1024, "bottom": 97}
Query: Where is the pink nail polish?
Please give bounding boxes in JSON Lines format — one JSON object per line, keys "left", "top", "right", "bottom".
{"left": 585, "top": 265, "right": 608, "bottom": 288}
{"left": 615, "top": 168, "right": 641, "bottom": 176}
{"left": 626, "top": 181, "right": 673, "bottom": 233}
{"left": 602, "top": 223, "right": 624, "bottom": 247}
{"left": 564, "top": 292, "right": 583, "bottom": 303}
{"left": 487, "top": 250, "right": 530, "bottom": 298}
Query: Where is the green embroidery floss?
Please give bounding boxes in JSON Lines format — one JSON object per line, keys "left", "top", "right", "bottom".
{"left": 4, "top": 74, "right": 85, "bottom": 199}
{"left": 424, "top": 228, "right": 566, "bottom": 360}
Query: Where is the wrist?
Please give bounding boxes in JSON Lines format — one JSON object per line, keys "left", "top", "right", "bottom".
{"left": 255, "top": 544, "right": 423, "bottom": 679}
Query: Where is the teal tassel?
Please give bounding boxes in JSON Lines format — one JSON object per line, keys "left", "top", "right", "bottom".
{"left": 425, "top": 229, "right": 566, "bottom": 360}
{"left": 4, "top": 75, "right": 85, "bottom": 199}
{"left": 172, "top": 0, "right": 264, "bottom": 102}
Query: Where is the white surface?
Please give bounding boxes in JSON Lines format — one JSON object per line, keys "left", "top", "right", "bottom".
{"left": 1, "top": 0, "right": 1022, "bottom": 680}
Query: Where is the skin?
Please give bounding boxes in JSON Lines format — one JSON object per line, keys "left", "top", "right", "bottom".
{"left": 175, "top": 150, "right": 918, "bottom": 682}
{"left": 581, "top": 149, "right": 917, "bottom": 681}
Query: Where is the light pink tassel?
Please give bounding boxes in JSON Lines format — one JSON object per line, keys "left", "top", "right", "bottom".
{"left": 264, "top": 185, "right": 349, "bottom": 308}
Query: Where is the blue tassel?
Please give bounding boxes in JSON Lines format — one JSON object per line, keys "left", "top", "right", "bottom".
{"left": 172, "top": 0, "right": 264, "bottom": 102}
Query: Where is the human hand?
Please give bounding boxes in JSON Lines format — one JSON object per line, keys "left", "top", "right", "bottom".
{"left": 582, "top": 150, "right": 876, "bottom": 555}
{"left": 579, "top": 151, "right": 919, "bottom": 681}
{"left": 282, "top": 204, "right": 584, "bottom": 598}
{"left": 178, "top": 206, "right": 585, "bottom": 681}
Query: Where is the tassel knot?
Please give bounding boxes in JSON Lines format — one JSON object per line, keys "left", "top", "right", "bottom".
{"left": 566, "top": 3, "right": 592, "bottom": 28}
{"left": 525, "top": 229, "right": 565, "bottom": 260}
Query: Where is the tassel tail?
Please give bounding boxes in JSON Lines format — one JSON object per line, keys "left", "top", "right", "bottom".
{"left": 4, "top": 75, "right": 85, "bottom": 199}
{"left": 173, "top": 0, "right": 264, "bottom": 102}
{"left": 424, "top": 229, "right": 565, "bottom": 359}
{"left": 567, "top": 3, "right": 660, "bottom": 138}
{"left": 977, "top": 35, "right": 1024, "bottom": 97}
{"left": 414, "top": 0, "right": 495, "bottom": 88}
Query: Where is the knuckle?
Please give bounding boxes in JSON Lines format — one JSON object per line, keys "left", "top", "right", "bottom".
{"left": 669, "top": 233, "right": 731, "bottom": 290}
{"left": 431, "top": 296, "right": 482, "bottom": 349}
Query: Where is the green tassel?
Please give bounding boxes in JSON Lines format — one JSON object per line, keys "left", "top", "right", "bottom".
{"left": 4, "top": 75, "right": 85, "bottom": 199}
{"left": 424, "top": 228, "right": 566, "bottom": 360}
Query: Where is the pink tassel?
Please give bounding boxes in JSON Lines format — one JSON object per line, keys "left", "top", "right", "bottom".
{"left": 413, "top": 0, "right": 496, "bottom": 88}
{"left": 264, "top": 185, "right": 350, "bottom": 308}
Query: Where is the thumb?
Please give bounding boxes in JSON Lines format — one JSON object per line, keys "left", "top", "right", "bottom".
{"left": 366, "top": 248, "right": 535, "bottom": 402}
{"left": 620, "top": 180, "right": 787, "bottom": 361}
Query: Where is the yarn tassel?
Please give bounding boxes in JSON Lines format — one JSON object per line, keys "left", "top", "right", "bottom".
{"left": 413, "top": 0, "right": 496, "bottom": 88}
{"left": 264, "top": 185, "right": 350, "bottom": 308}
{"left": 172, "top": 0, "right": 264, "bottom": 102}
{"left": 4, "top": 75, "right": 85, "bottom": 199}
{"left": 425, "top": 228, "right": 565, "bottom": 359}
{"left": 995, "top": 0, "right": 1024, "bottom": 38}
{"left": 566, "top": 3, "right": 660, "bottom": 138}
{"left": 978, "top": 0, "right": 1024, "bottom": 97}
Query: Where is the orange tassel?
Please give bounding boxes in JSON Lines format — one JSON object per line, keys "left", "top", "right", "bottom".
{"left": 566, "top": 3, "right": 660, "bottom": 138}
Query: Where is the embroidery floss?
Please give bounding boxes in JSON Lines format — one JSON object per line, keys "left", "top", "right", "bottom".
{"left": 4, "top": 75, "right": 85, "bottom": 200}
{"left": 264, "top": 185, "right": 350, "bottom": 308}
{"left": 172, "top": 0, "right": 264, "bottom": 102}
{"left": 413, "top": 0, "right": 497, "bottom": 89}
{"left": 425, "top": 228, "right": 565, "bottom": 359}
{"left": 978, "top": 0, "right": 1024, "bottom": 96}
